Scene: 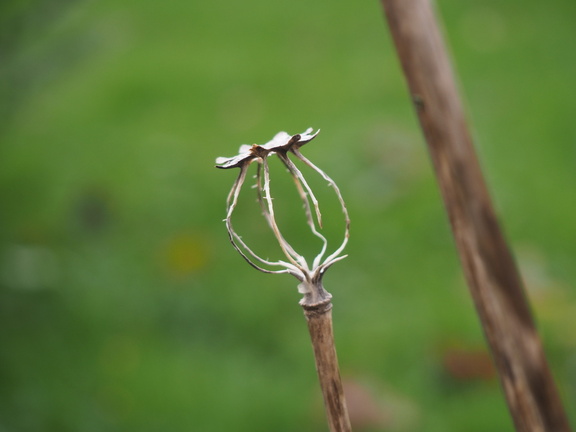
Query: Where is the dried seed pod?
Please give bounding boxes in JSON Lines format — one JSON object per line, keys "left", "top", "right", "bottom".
{"left": 216, "top": 128, "right": 352, "bottom": 432}
{"left": 215, "top": 128, "right": 350, "bottom": 301}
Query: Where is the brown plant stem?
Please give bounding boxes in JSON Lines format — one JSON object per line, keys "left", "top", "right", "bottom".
{"left": 301, "top": 284, "right": 351, "bottom": 432}
{"left": 380, "top": 1, "right": 571, "bottom": 431}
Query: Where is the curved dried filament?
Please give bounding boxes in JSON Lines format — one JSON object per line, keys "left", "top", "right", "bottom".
{"left": 291, "top": 148, "right": 350, "bottom": 267}
{"left": 254, "top": 163, "right": 304, "bottom": 269}
{"left": 276, "top": 152, "right": 329, "bottom": 269}
{"left": 259, "top": 156, "right": 309, "bottom": 271}
{"left": 225, "top": 164, "right": 302, "bottom": 276}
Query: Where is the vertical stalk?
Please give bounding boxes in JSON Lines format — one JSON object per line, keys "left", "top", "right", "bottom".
{"left": 380, "top": 1, "right": 571, "bottom": 431}
{"left": 302, "top": 293, "right": 351, "bottom": 432}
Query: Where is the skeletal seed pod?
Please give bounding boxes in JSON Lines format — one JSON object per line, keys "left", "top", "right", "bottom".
{"left": 215, "top": 128, "right": 350, "bottom": 304}
{"left": 215, "top": 129, "right": 353, "bottom": 431}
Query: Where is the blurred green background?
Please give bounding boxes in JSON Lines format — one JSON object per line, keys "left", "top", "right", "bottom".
{"left": 1, "top": 0, "right": 575, "bottom": 430}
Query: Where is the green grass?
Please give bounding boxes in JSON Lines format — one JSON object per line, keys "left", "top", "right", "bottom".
{"left": 1, "top": 0, "right": 575, "bottom": 430}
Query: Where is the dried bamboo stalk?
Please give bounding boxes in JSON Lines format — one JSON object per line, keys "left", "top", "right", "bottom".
{"left": 380, "top": 1, "right": 571, "bottom": 431}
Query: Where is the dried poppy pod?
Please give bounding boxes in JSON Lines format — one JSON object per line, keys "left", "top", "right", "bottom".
{"left": 215, "top": 128, "right": 350, "bottom": 306}
{"left": 216, "top": 128, "right": 352, "bottom": 432}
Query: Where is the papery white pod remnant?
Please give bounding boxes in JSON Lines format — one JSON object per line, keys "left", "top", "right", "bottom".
{"left": 215, "top": 128, "right": 352, "bottom": 432}
{"left": 215, "top": 128, "right": 350, "bottom": 305}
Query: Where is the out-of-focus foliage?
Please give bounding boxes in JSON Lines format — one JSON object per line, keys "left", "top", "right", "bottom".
{"left": 1, "top": 0, "right": 575, "bottom": 431}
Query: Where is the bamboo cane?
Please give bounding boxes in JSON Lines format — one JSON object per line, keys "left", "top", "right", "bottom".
{"left": 379, "top": 1, "right": 571, "bottom": 430}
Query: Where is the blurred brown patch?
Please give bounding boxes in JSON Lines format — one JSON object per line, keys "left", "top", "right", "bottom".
{"left": 344, "top": 379, "right": 391, "bottom": 430}
{"left": 441, "top": 348, "right": 495, "bottom": 381}
{"left": 342, "top": 378, "right": 420, "bottom": 431}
